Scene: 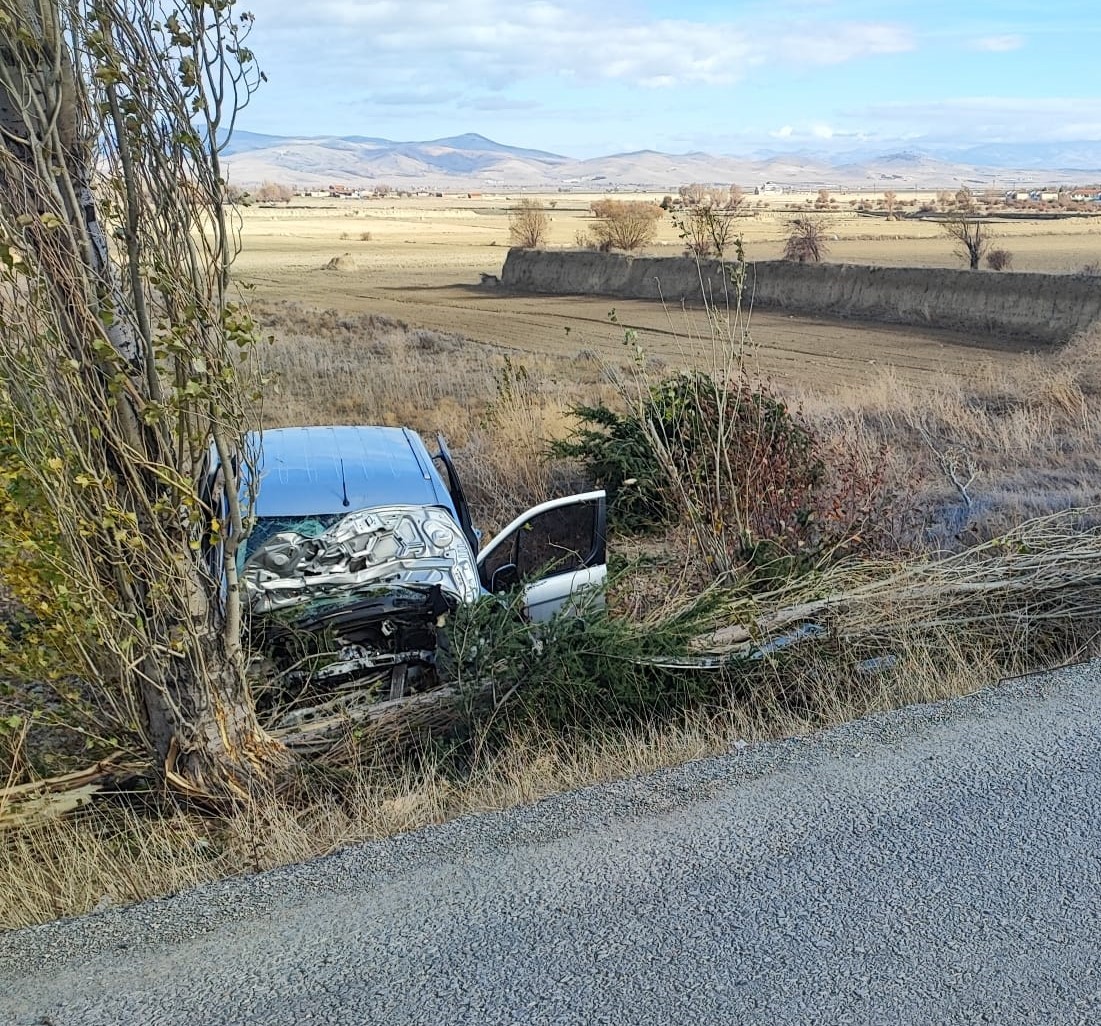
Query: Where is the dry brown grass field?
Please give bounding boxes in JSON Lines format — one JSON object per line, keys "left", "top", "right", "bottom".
{"left": 241, "top": 192, "right": 1101, "bottom": 536}
{"left": 236, "top": 191, "right": 1101, "bottom": 393}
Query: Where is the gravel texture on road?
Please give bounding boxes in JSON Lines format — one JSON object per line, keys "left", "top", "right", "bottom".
{"left": 3, "top": 662, "right": 1101, "bottom": 1025}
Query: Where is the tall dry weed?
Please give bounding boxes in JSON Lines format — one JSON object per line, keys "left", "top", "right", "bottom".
{"left": 252, "top": 301, "right": 498, "bottom": 442}
{"left": 250, "top": 301, "right": 613, "bottom": 529}
{"left": 798, "top": 341, "right": 1101, "bottom": 548}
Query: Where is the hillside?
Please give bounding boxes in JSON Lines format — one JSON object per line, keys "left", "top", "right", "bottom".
{"left": 221, "top": 131, "right": 1101, "bottom": 190}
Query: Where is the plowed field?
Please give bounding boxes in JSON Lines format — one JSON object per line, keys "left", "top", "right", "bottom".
{"left": 235, "top": 193, "right": 1101, "bottom": 392}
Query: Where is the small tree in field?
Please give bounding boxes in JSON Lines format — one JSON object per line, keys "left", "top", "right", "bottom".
{"left": 941, "top": 215, "right": 989, "bottom": 270}
{"left": 676, "top": 207, "right": 740, "bottom": 259}
{"left": 509, "top": 199, "right": 549, "bottom": 248}
{"left": 587, "top": 201, "right": 663, "bottom": 252}
{"left": 986, "top": 248, "right": 1013, "bottom": 271}
{"left": 784, "top": 218, "right": 829, "bottom": 263}
{"left": 255, "top": 181, "right": 294, "bottom": 204}
{"left": 883, "top": 191, "right": 898, "bottom": 221}
{"left": 679, "top": 208, "right": 714, "bottom": 257}
{"left": 678, "top": 183, "right": 709, "bottom": 207}
{"left": 0, "top": 0, "right": 287, "bottom": 799}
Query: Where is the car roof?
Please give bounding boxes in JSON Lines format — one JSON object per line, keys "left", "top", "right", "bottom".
{"left": 247, "top": 425, "right": 457, "bottom": 519}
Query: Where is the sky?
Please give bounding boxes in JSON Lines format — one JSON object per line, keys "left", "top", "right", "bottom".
{"left": 241, "top": 0, "right": 1101, "bottom": 157}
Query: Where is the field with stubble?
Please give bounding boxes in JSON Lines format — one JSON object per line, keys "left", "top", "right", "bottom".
{"left": 234, "top": 191, "right": 1100, "bottom": 392}
{"left": 235, "top": 190, "right": 1101, "bottom": 537}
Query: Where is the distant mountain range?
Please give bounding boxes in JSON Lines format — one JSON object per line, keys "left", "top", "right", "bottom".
{"left": 221, "top": 131, "right": 1101, "bottom": 190}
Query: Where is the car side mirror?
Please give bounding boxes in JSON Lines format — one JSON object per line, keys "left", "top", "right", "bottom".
{"left": 489, "top": 563, "right": 521, "bottom": 594}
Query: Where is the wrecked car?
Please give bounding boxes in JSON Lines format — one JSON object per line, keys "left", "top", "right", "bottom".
{"left": 222, "top": 426, "right": 605, "bottom": 720}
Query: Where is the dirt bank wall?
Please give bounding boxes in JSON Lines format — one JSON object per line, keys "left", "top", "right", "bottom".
{"left": 500, "top": 249, "right": 1101, "bottom": 344}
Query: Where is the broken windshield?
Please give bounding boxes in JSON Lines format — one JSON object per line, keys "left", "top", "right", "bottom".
{"left": 242, "top": 514, "right": 343, "bottom": 566}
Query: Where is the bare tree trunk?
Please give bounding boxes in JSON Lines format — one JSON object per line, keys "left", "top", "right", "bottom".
{"left": 154, "top": 658, "right": 290, "bottom": 800}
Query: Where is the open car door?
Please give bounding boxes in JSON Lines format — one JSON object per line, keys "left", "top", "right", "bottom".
{"left": 433, "top": 433, "right": 480, "bottom": 557}
{"left": 477, "top": 491, "right": 606, "bottom": 622}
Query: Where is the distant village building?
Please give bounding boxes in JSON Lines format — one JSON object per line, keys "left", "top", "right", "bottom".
{"left": 756, "top": 182, "right": 784, "bottom": 195}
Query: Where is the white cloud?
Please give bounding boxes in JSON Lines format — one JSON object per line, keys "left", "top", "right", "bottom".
{"left": 763, "top": 122, "right": 871, "bottom": 146}
{"left": 251, "top": 0, "right": 914, "bottom": 94}
{"left": 779, "top": 22, "right": 913, "bottom": 66}
{"left": 971, "top": 34, "right": 1026, "bottom": 53}
{"left": 458, "top": 97, "right": 542, "bottom": 112}
{"left": 371, "top": 86, "right": 453, "bottom": 107}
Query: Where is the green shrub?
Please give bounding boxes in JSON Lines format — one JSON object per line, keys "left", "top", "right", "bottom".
{"left": 446, "top": 589, "right": 726, "bottom": 733}
{"left": 553, "top": 371, "right": 895, "bottom": 576}
{"left": 549, "top": 400, "right": 667, "bottom": 532}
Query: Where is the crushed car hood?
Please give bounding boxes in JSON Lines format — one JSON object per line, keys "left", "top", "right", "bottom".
{"left": 243, "top": 504, "right": 481, "bottom": 614}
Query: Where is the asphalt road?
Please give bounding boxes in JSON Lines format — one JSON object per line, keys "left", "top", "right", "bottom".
{"left": 4, "top": 663, "right": 1101, "bottom": 1025}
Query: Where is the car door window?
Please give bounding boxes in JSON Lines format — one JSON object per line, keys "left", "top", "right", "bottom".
{"left": 482, "top": 499, "right": 601, "bottom": 591}
{"left": 516, "top": 502, "right": 596, "bottom": 578}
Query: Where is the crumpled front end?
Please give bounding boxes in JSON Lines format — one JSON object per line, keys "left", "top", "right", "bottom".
{"left": 244, "top": 505, "right": 481, "bottom": 613}
{"left": 243, "top": 505, "right": 480, "bottom": 717}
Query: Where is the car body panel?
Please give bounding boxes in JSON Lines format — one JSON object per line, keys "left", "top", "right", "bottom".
{"left": 519, "top": 565, "right": 606, "bottom": 622}
{"left": 433, "top": 432, "right": 479, "bottom": 556}
{"left": 243, "top": 504, "right": 482, "bottom": 614}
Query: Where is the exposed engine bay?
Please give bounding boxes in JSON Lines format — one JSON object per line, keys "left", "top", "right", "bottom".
{"left": 242, "top": 505, "right": 482, "bottom": 722}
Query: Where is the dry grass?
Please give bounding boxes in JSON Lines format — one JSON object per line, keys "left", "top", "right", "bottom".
{"left": 253, "top": 298, "right": 1101, "bottom": 546}
{"left": 234, "top": 199, "right": 1046, "bottom": 399}
{"left": 0, "top": 638, "right": 1007, "bottom": 932}
{"left": 797, "top": 323, "right": 1101, "bottom": 548}
{"left": 233, "top": 193, "right": 1101, "bottom": 279}
{"left": 252, "top": 300, "right": 615, "bottom": 527}
{"left": 5, "top": 299, "right": 1100, "bottom": 932}
{"left": 253, "top": 300, "right": 499, "bottom": 440}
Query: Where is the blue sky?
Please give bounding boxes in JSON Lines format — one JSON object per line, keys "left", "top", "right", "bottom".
{"left": 243, "top": 0, "right": 1100, "bottom": 156}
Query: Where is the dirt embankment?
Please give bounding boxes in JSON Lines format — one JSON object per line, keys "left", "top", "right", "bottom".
{"left": 501, "top": 249, "right": 1101, "bottom": 345}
